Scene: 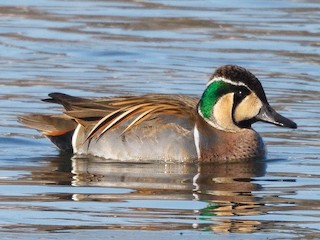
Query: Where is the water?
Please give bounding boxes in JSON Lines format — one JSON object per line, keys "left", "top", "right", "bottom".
{"left": 0, "top": 0, "right": 319, "bottom": 239}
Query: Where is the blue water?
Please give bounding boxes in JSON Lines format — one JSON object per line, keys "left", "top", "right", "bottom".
{"left": 0, "top": 1, "right": 319, "bottom": 239}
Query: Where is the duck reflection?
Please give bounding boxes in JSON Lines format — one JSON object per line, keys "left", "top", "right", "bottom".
{"left": 25, "top": 155, "right": 266, "bottom": 233}
{"left": 194, "top": 161, "right": 265, "bottom": 233}
{"left": 195, "top": 161, "right": 265, "bottom": 210}
{"left": 70, "top": 157, "right": 266, "bottom": 232}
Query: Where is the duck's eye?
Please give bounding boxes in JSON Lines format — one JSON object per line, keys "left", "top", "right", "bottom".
{"left": 235, "top": 88, "right": 247, "bottom": 98}
{"left": 234, "top": 87, "right": 250, "bottom": 104}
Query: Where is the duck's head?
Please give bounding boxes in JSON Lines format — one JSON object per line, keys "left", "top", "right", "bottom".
{"left": 198, "top": 65, "right": 297, "bottom": 132}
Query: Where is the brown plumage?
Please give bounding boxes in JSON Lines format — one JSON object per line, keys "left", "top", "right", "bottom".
{"left": 18, "top": 65, "right": 297, "bottom": 162}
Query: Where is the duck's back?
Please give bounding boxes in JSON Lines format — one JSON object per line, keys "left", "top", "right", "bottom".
{"left": 20, "top": 93, "right": 200, "bottom": 162}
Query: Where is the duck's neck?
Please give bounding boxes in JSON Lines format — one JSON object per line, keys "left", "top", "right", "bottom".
{"left": 194, "top": 116, "right": 265, "bottom": 162}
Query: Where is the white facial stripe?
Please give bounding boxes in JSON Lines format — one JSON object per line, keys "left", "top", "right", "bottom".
{"left": 206, "top": 77, "right": 247, "bottom": 87}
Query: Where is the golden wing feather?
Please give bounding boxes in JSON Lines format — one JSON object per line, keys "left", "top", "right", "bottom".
{"left": 90, "top": 103, "right": 155, "bottom": 140}
{"left": 53, "top": 94, "right": 198, "bottom": 141}
{"left": 86, "top": 102, "right": 192, "bottom": 140}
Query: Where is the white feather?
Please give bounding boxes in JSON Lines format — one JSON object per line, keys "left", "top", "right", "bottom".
{"left": 72, "top": 124, "right": 82, "bottom": 152}
{"left": 193, "top": 125, "right": 201, "bottom": 159}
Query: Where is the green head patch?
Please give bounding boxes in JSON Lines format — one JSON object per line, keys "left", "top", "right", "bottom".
{"left": 199, "top": 80, "right": 234, "bottom": 119}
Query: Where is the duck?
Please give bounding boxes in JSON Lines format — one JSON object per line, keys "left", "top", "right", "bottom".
{"left": 19, "top": 65, "right": 297, "bottom": 163}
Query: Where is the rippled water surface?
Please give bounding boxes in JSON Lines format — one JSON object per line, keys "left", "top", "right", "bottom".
{"left": 0, "top": 1, "right": 319, "bottom": 239}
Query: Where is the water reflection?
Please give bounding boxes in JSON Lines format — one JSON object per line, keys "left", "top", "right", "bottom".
{"left": 21, "top": 156, "right": 266, "bottom": 232}
{"left": 192, "top": 162, "right": 265, "bottom": 233}
{"left": 72, "top": 158, "right": 265, "bottom": 197}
